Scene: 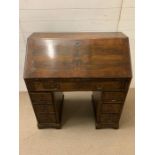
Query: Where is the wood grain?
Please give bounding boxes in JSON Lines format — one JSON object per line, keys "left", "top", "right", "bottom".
{"left": 24, "top": 32, "right": 132, "bottom": 129}
{"left": 24, "top": 32, "right": 132, "bottom": 79}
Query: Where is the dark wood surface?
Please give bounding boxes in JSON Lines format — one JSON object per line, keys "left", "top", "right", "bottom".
{"left": 24, "top": 32, "right": 132, "bottom": 129}
{"left": 24, "top": 32, "right": 132, "bottom": 79}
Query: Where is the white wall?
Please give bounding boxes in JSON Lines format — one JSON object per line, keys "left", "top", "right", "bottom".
{"left": 19, "top": 0, "right": 135, "bottom": 91}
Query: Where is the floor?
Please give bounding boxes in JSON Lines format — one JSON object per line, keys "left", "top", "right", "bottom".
{"left": 20, "top": 89, "right": 135, "bottom": 155}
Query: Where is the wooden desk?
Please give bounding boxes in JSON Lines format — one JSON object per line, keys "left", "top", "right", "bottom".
{"left": 24, "top": 32, "right": 132, "bottom": 129}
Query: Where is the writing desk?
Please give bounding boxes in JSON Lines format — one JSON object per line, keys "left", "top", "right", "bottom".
{"left": 24, "top": 32, "right": 132, "bottom": 129}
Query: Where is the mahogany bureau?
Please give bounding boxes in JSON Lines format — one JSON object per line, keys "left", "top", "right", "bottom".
{"left": 24, "top": 32, "right": 132, "bottom": 129}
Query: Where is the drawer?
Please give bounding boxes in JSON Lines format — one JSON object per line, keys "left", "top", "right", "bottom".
{"left": 26, "top": 79, "right": 59, "bottom": 91}
{"left": 59, "top": 81, "right": 125, "bottom": 91}
{"left": 36, "top": 113, "right": 57, "bottom": 123}
{"left": 29, "top": 92, "right": 53, "bottom": 104}
{"left": 33, "top": 105, "right": 55, "bottom": 113}
{"left": 92, "top": 81, "right": 126, "bottom": 91}
{"left": 100, "top": 114, "right": 120, "bottom": 123}
{"left": 102, "top": 104, "right": 121, "bottom": 113}
{"left": 26, "top": 79, "right": 127, "bottom": 91}
{"left": 103, "top": 92, "right": 126, "bottom": 103}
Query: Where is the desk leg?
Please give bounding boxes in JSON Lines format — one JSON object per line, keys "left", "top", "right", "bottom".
{"left": 92, "top": 91, "right": 120, "bottom": 129}
{"left": 29, "top": 92, "right": 64, "bottom": 129}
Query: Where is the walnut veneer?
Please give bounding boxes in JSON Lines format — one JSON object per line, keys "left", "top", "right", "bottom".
{"left": 24, "top": 32, "right": 132, "bottom": 129}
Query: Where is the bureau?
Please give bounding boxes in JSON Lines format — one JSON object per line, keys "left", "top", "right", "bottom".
{"left": 24, "top": 32, "right": 132, "bottom": 129}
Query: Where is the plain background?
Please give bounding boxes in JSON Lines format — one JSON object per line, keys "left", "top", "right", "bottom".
{"left": 19, "top": 0, "right": 135, "bottom": 91}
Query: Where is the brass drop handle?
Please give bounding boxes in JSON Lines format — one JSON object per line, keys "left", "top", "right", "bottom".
{"left": 51, "top": 88, "right": 58, "bottom": 91}
{"left": 97, "top": 87, "right": 103, "bottom": 91}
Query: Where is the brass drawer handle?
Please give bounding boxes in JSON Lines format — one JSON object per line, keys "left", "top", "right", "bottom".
{"left": 97, "top": 87, "right": 103, "bottom": 91}
{"left": 97, "top": 86, "right": 103, "bottom": 90}
{"left": 51, "top": 88, "right": 58, "bottom": 91}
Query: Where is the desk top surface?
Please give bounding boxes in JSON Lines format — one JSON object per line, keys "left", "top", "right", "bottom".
{"left": 24, "top": 32, "right": 132, "bottom": 79}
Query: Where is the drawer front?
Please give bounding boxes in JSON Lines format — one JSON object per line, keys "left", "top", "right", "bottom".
{"left": 29, "top": 93, "right": 53, "bottom": 104}
{"left": 103, "top": 92, "right": 126, "bottom": 103}
{"left": 27, "top": 80, "right": 59, "bottom": 91}
{"left": 26, "top": 79, "right": 127, "bottom": 91}
{"left": 36, "top": 113, "right": 57, "bottom": 123}
{"left": 33, "top": 105, "right": 55, "bottom": 113}
{"left": 59, "top": 81, "right": 125, "bottom": 91}
{"left": 102, "top": 104, "right": 122, "bottom": 113}
{"left": 100, "top": 114, "right": 120, "bottom": 123}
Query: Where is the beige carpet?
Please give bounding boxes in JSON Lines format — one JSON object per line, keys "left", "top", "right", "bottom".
{"left": 20, "top": 89, "right": 135, "bottom": 155}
